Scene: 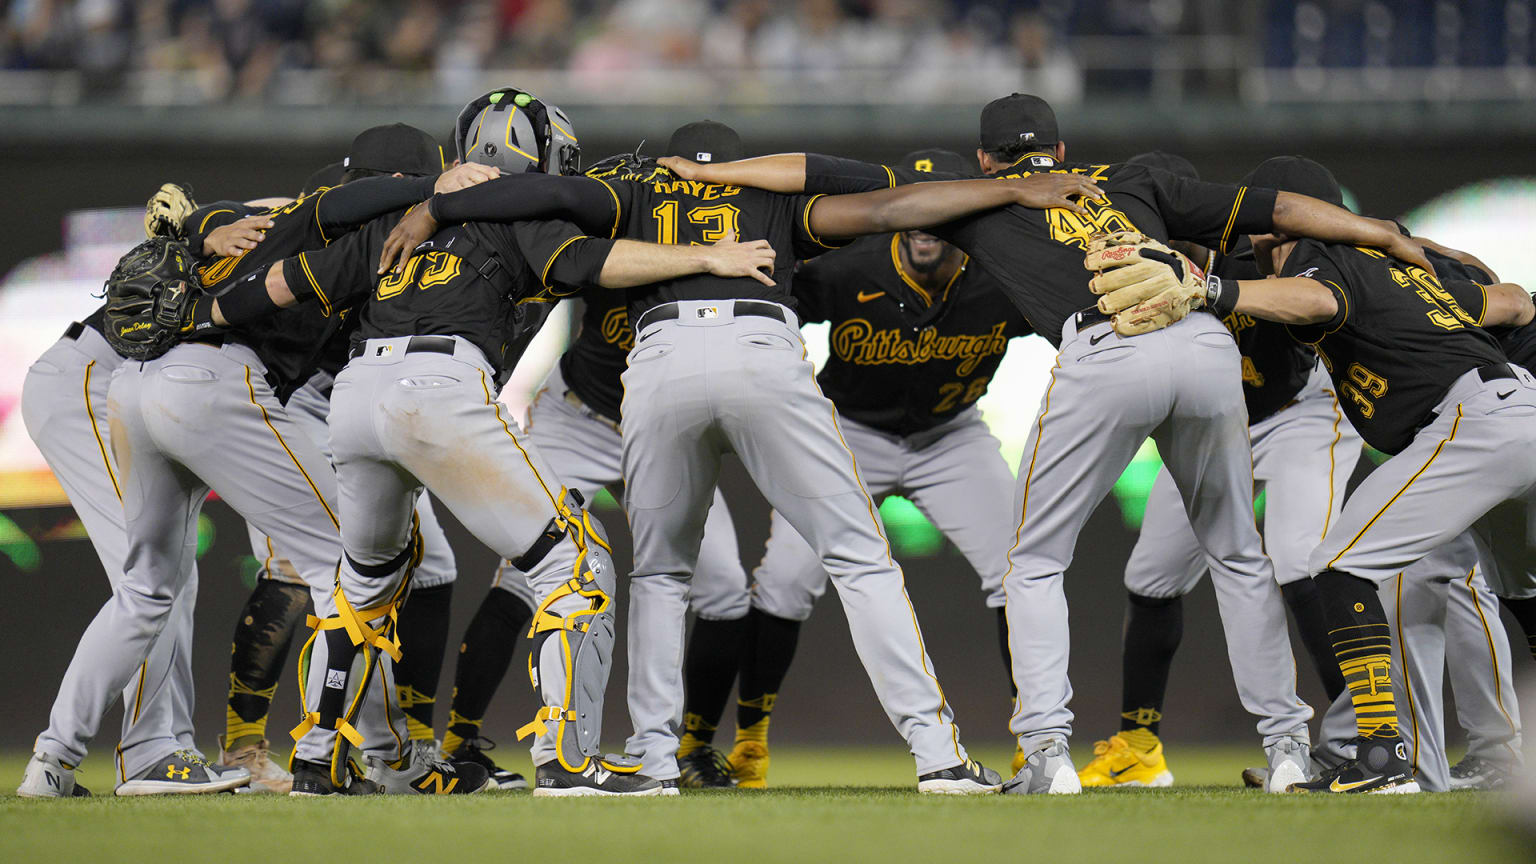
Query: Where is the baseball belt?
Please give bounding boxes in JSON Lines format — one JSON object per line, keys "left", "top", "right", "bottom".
{"left": 633, "top": 299, "right": 786, "bottom": 333}
{"left": 348, "top": 334, "right": 457, "bottom": 360}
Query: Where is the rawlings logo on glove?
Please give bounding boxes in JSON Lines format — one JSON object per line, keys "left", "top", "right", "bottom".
{"left": 1083, "top": 230, "right": 1206, "bottom": 336}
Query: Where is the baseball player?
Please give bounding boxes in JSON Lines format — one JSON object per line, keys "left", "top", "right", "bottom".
{"left": 674, "top": 147, "right": 1033, "bottom": 789}
{"left": 439, "top": 121, "right": 754, "bottom": 791}
{"left": 16, "top": 189, "right": 276, "bottom": 797}
{"left": 1075, "top": 151, "right": 1362, "bottom": 791}
{"left": 211, "top": 88, "right": 791, "bottom": 795}
{"left": 1107, "top": 154, "right": 1536, "bottom": 792}
{"left": 385, "top": 122, "right": 1110, "bottom": 793}
{"left": 659, "top": 93, "right": 1427, "bottom": 794}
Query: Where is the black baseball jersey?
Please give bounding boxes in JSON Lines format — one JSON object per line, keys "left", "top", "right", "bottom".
{"left": 1428, "top": 248, "right": 1536, "bottom": 371}
{"left": 1282, "top": 240, "right": 1504, "bottom": 455}
{"left": 286, "top": 213, "right": 611, "bottom": 381}
{"left": 431, "top": 170, "right": 840, "bottom": 322}
{"left": 804, "top": 153, "right": 1277, "bottom": 347}
{"left": 182, "top": 176, "right": 437, "bottom": 401}
{"left": 794, "top": 234, "right": 1031, "bottom": 436}
{"left": 1211, "top": 243, "right": 1316, "bottom": 424}
{"left": 559, "top": 291, "right": 631, "bottom": 423}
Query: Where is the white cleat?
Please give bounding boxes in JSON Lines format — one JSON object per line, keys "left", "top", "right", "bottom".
{"left": 1003, "top": 740, "right": 1082, "bottom": 795}
{"left": 17, "top": 751, "right": 88, "bottom": 798}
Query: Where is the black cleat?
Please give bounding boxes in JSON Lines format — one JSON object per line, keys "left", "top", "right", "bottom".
{"left": 918, "top": 759, "right": 1003, "bottom": 795}
{"left": 289, "top": 758, "right": 378, "bottom": 797}
{"left": 533, "top": 757, "right": 666, "bottom": 797}
{"left": 448, "top": 737, "right": 527, "bottom": 790}
{"left": 677, "top": 746, "right": 737, "bottom": 789}
{"left": 1448, "top": 756, "right": 1514, "bottom": 791}
{"left": 1289, "top": 738, "right": 1419, "bottom": 794}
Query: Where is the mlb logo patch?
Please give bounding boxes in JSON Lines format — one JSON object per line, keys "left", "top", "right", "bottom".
{"left": 325, "top": 670, "right": 347, "bottom": 689}
{"left": 1031, "top": 156, "right": 1053, "bottom": 166}
{"left": 696, "top": 151, "right": 714, "bottom": 162}
{"left": 696, "top": 306, "right": 719, "bottom": 319}
{"left": 374, "top": 344, "right": 394, "bottom": 357}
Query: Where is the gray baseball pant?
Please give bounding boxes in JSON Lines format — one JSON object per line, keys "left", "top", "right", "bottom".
{"left": 34, "top": 341, "right": 346, "bottom": 779}
{"left": 1006, "top": 312, "right": 1306, "bottom": 753}
{"left": 621, "top": 301, "right": 968, "bottom": 780}
{"left": 750, "top": 407, "right": 1015, "bottom": 622}
{"left": 23, "top": 328, "right": 198, "bottom": 782}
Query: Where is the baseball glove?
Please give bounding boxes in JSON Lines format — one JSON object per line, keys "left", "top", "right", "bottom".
{"left": 1084, "top": 231, "right": 1205, "bottom": 336}
{"left": 144, "top": 182, "right": 197, "bottom": 239}
{"left": 102, "top": 238, "right": 203, "bottom": 361}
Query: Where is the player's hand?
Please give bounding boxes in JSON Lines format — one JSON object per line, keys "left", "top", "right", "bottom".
{"left": 434, "top": 162, "right": 500, "bottom": 194}
{"left": 701, "top": 230, "right": 777, "bottom": 287}
{"left": 1002, "top": 174, "right": 1104, "bottom": 214}
{"left": 379, "top": 204, "right": 438, "bottom": 274}
{"left": 203, "top": 215, "right": 273, "bottom": 258}
{"left": 1381, "top": 229, "right": 1434, "bottom": 273}
{"left": 658, "top": 156, "right": 706, "bottom": 180}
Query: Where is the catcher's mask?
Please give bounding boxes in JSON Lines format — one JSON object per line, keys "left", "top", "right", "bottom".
{"left": 455, "top": 88, "right": 580, "bottom": 176}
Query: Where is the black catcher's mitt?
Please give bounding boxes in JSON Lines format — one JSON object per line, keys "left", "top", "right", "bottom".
{"left": 102, "top": 237, "right": 202, "bottom": 361}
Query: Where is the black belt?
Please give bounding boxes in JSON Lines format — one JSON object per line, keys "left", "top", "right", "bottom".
{"left": 634, "top": 300, "right": 786, "bottom": 333}
{"left": 63, "top": 321, "right": 85, "bottom": 340}
{"left": 1072, "top": 307, "right": 1112, "bottom": 330}
{"left": 349, "top": 335, "right": 458, "bottom": 360}
{"left": 1478, "top": 363, "right": 1515, "bottom": 383}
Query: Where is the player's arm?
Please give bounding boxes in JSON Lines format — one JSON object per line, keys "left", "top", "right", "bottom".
{"left": 1475, "top": 282, "right": 1533, "bottom": 327}
{"left": 1223, "top": 277, "right": 1340, "bottom": 325}
{"left": 210, "top": 218, "right": 389, "bottom": 326}
{"left": 806, "top": 174, "right": 1101, "bottom": 240}
{"left": 1269, "top": 193, "right": 1432, "bottom": 272}
{"left": 659, "top": 153, "right": 937, "bottom": 196}
{"left": 1418, "top": 237, "right": 1500, "bottom": 283}
{"left": 595, "top": 237, "right": 777, "bottom": 288}
{"left": 314, "top": 163, "right": 498, "bottom": 237}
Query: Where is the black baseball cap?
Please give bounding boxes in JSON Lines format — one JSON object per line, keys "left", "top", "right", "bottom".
{"left": 1127, "top": 150, "right": 1199, "bottom": 181}
{"left": 979, "top": 93, "right": 1059, "bottom": 153}
{"left": 1240, "top": 156, "right": 1344, "bottom": 209}
{"left": 345, "top": 124, "right": 444, "bottom": 177}
{"left": 900, "top": 148, "right": 973, "bottom": 176}
{"left": 666, "top": 120, "right": 742, "bottom": 163}
{"left": 301, "top": 160, "right": 345, "bottom": 195}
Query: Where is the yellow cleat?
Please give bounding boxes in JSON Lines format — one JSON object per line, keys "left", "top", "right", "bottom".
{"left": 1076, "top": 732, "right": 1173, "bottom": 788}
{"left": 1011, "top": 744, "right": 1026, "bottom": 777}
{"left": 728, "top": 740, "right": 770, "bottom": 789}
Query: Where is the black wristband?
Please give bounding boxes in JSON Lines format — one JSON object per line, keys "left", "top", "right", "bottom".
{"left": 1205, "top": 274, "right": 1240, "bottom": 318}
{"left": 184, "top": 295, "right": 224, "bottom": 336}
{"left": 217, "top": 270, "right": 283, "bottom": 327}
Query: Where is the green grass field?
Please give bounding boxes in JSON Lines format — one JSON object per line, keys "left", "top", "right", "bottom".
{"left": 2, "top": 746, "right": 1526, "bottom": 863}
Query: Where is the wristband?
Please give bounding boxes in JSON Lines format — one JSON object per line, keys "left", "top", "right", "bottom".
{"left": 183, "top": 296, "right": 224, "bottom": 336}
{"left": 1205, "top": 274, "right": 1240, "bottom": 318}
{"left": 217, "top": 270, "right": 283, "bottom": 327}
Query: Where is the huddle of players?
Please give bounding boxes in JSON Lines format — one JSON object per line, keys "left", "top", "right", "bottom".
{"left": 18, "top": 83, "right": 1532, "bottom": 798}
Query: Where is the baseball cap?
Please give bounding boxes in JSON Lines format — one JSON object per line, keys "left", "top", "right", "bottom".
{"left": 345, "top": 124, "right": 444, "bottom": 177}
{"left": 1126, "top": 150, "right": 1199, "bottom": 181}
{"left": 301, "top": 160, "right": 345, "bottom": 195}
{"left": 979, "top": 93, "right": 1059, "bottom": 152}
{"left": 665, "top": 120, "right": 742, "bottom": 163}
{"left": 1240, "top": 156, "right": 1344, "bottom": 209}
{"left": 900, "top": 148, "right": 973, "bottom": 176}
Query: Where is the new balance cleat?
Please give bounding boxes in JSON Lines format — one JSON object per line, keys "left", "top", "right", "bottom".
{"left": 116, "top": 749, "right": 250, "bottom": 796}
{"left": 728, "top": 739, "right": 770, "bottom": 789}
{"left": 533, "top": 757, "right": 665, "bottom": 797}
{"left": 678, "top": 745, "right": 737, "bottom": 788}
{"left": 1004, "top": 740, "right": 1082, "bottom": 795}
{"left": 1289, "top": 737, "right": 1419, "bottom": 794}
{"left": 1076, "top": 732, "right": 1172, "bottom": 788}
{"left": 1262, "top": 737, "right": 1309, "bottom": 793}
{"left": 218, "top": 736, "right": 292, "bottom": 794}
{"left": 290, "top": 758, "right": 378, "bottom": 796}
{"left": 446, "top": 737, "right": 527, "bottom": 790}
{"left": 17, "top": 751, "right": 87, "bottom": 798}
{"left": 1448, "top": 755, "right": 1515, "bottom": 791}
{"left": 918, "top": 759, "right": 1002, "bottom": 795}
{"left": 366, "top": 741, "right": 492, "bottom": 795}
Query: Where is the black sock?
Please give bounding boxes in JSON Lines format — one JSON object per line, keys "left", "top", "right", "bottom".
{"left": 1282, "top": 577, "right": 1347, "bottom": 701}
{"left": 1119, "top": 593, "right": 1183, "bottom": 734}
{"left": 995, "top": 607, "right": 1016, "bottom": 699}
{"left": 393, "top": 583, "right": 453, "bottom": 740}
{"left": 443, "top": 588, "right": 533, "bottom": 756}
{"left": 1499, "top": 596, "right": 1536, "bottom": 660}
{"left": 736, "top": 608, "right": 801, "bottom": 737}
{"left": 226, "top": 580, "right": 310, "bottom": 748}
{"left": 1315, "top": 569, "right": 1399, "bottom": 740}
{"left": 680, "top": 616, "right": 748, "bottom": 751}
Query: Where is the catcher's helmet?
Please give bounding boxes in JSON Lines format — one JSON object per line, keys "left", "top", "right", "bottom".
{"left": 454, "top": 88, "right": 580, "bottom": 176}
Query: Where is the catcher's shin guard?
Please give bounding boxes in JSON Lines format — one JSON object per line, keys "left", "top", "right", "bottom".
{"left": 515, "top": 492, "right": 638, "bottom": 775}
{"left": 291, "top": 528, "right": 422, "bottom": 785}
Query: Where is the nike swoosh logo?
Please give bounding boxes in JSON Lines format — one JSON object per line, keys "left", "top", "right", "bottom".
{"left": 1108, "top": 764, "right": 1140, "bottom": 777}
{"left": 1498, "top": 389, "right": 1516, "bottom": 399}
{"left": 857, "top": 290, "right": 886, "bottom": 303}
{"left": 1089, "top": 332, "right": 1111, "bottom": 345}
{"left": 1328, "top": 777, "right": 1375, "bottom": 792}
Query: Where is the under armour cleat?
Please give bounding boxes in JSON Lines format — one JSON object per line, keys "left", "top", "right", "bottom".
{"left": 290, "top": 758, "right": 378, "bottom": 796}
{"left": 918, "top": 759, "right": 1003, "bottom": 795}
{"left": 446, "top": 737, "right": 527, "bottom": 790}
{"left": 532, "top": 757, "right": 665, "bottom": 797}
{"left": 116, "top": 749, "right": 250, "bottom": 796}
{"left": 728, "top": 739, "right": 770, "bottom": 789}
{"left": 1004, "top": 740, "right": 1082, "bottom": 795}
{"left": 17, "top": 751, "right": 89, "bottom": 798}
{"left": 678, "top": 745, "right": 737, "bottom": 789}
{"left": 1076, "top": 732, "right": 1173, "bottom": 789}
{"left": 218, "top": 736, "right": 292, "bottom": 794}
{"left": 1289, "top": 737, "right": 1419, "bottom": 794}
{"left": 1448, "top": 755, "right": 1515, "bottom": 791}
{"left": 366, "top": 741, "right": 492, "bottom": 795}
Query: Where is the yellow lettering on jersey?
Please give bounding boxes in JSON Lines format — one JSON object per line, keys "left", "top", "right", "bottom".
{"left": 1341, "top": 362, "right": 1389, "bottom": 418}
{"left": 602, "top": 306, "right": 635, "bottom": 351}
{"left": 830, "top": 320, "right": 1009, "bottom": 375}
{"left": 1045, "top": 198, "right": 1139, "bottom": 252}
{"left": 375, "top": 255, "right": 424, "bottom": 301}
{"left": 651, "top": 180, "right": 740, "bottom": 200}
{"left": 1240, "top": 357, "right": 1266, "bottom": 388}
{"left": 913, "top": 159, "right": 935, "bottom": 173}
{"left": 418, "top": 252, "right": 462, "bottom": 290}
